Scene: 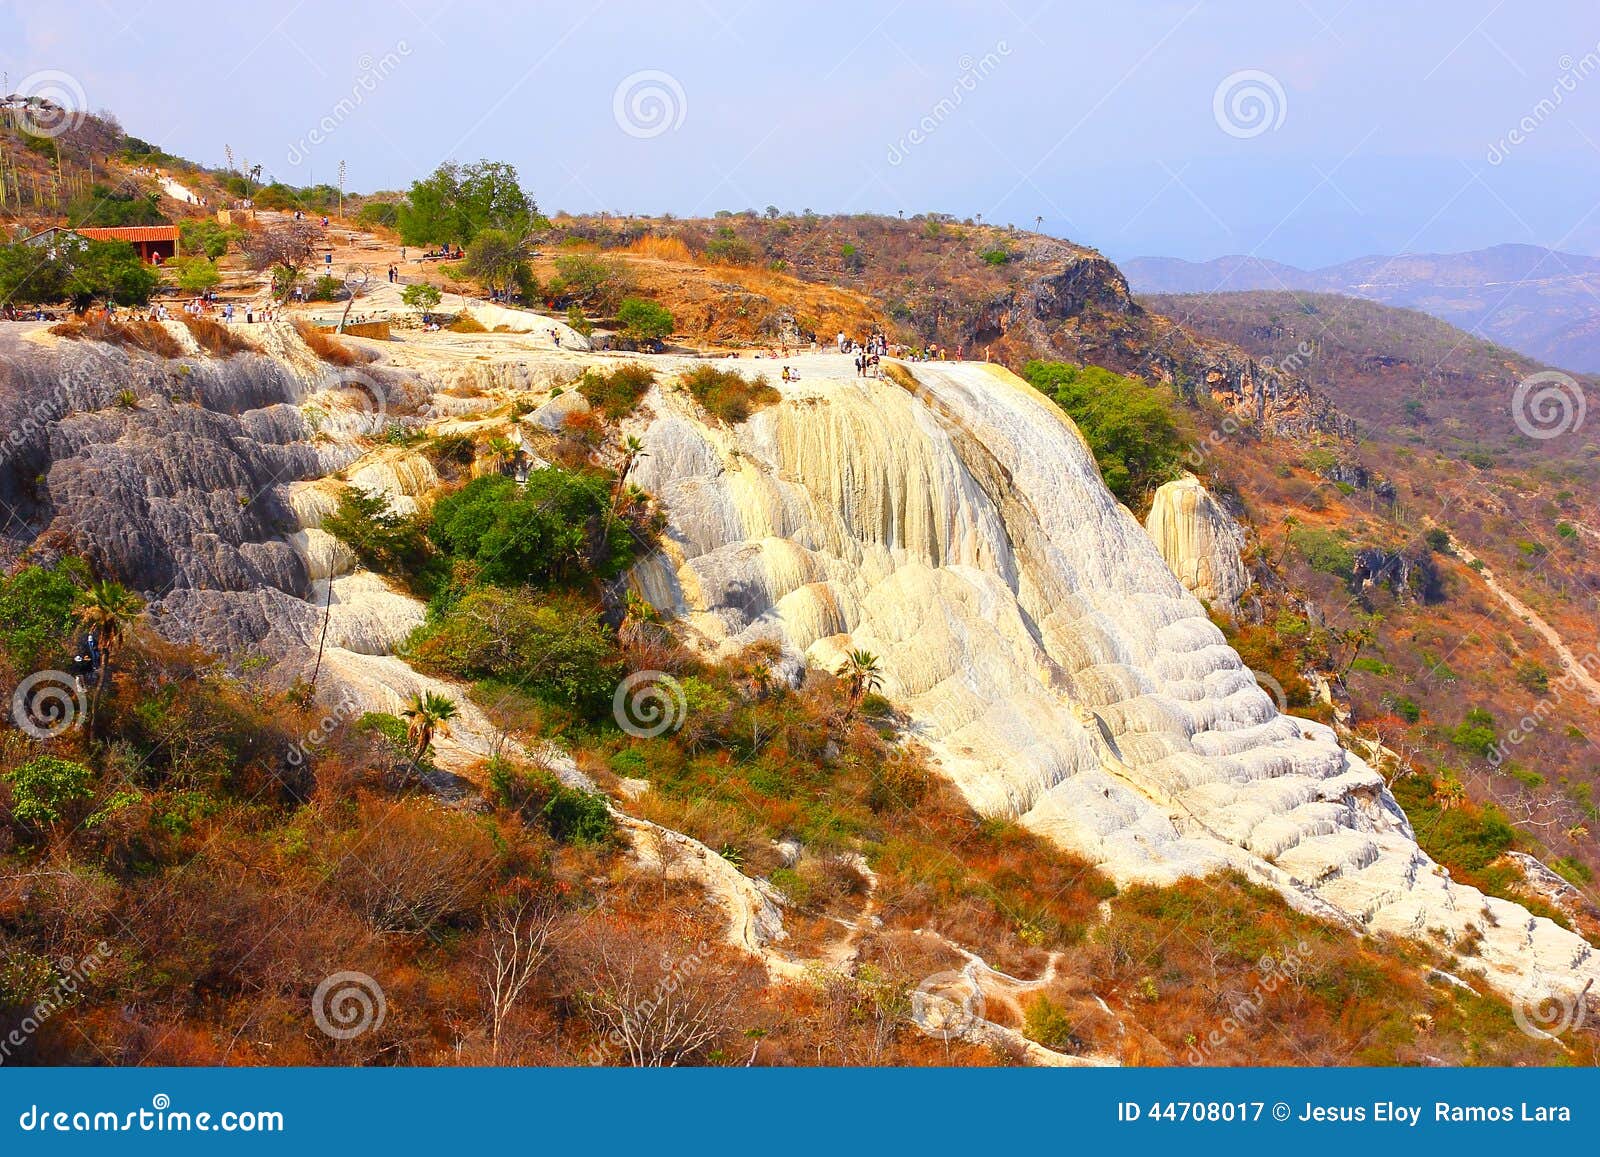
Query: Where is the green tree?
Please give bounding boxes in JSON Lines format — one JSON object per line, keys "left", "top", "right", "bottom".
{"left": 552, "top": 255, "right": 626, "bottom": 309}
{"left": 460, "top": 228, "right": 530, "bottom": 296}
{"left": 837, "top": 648, "right": 883, "bottom": 720}
{"left": 1020, "top": 360, "right": 1183, "bottom": 506}
{"left": 172, "top": 256, "right": 221, "bottom": 294}
{"left": 398, "top": 160, "right": 537, "bottom": 247}
{"left": 0, "top": 559, "right": 90, "bottom": 670}
{"left": 428, "top": 471, "right": 640, "bottom": 586}
{"left": 74, "top": 580, "right": 143, "bottom": 689}
{"left": 616, "top": 297, "right": 674, "bottom": 344}
{"left": 0, "top": 243, "right": 66, "bottom": 304}
{"left": 401, "top": 282, "right": 442, "bottom": 321}
{"left": 65, "top": 241, "right": 160, "bottom": 307}
{"left": 411, "top": 587, "right": 620, "bottom": 715}
{"left": 178, "top": 218, "right": 238, "bottom": 259}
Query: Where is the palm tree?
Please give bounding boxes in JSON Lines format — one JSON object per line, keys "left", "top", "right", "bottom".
{"left": 837, "top": 649, "right": 884, "bottom": 720}
{"left": 75, "top": 580, "right": 143, "bottom": 687}
{"left": 614, "top": 435, "right": 647, "bottom": 506}
{"left": 401, "top": 691, "right": 459, "bottom": 765}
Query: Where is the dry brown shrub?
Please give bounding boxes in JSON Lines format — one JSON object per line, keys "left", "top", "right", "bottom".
{"left": 180, "top": 314, "right": 255, "bottom": 357}
{"left": 293, "top": 318, "right": 367, "bottom": 366}
{"left": 50, "top": 314, "right": 184, "bottom": 358}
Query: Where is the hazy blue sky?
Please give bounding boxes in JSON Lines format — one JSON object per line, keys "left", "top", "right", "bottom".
{"left": 7, "top": 0, "right": 1600, "bottom": 265}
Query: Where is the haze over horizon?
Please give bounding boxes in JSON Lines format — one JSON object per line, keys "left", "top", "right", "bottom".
{"left": 6, "top": 0, "right": 1600, "bottom": 266}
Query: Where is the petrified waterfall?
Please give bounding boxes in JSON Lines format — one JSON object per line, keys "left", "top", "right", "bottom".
{"left": 631, "top": 360, "right": 1596, "bottom": 1002}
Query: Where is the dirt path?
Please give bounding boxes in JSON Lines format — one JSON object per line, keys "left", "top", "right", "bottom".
{"left": 1449, "top": 535, "right": 1600, "bottom": 706}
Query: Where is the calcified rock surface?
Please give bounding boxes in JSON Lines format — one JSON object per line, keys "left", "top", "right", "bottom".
{"left": 1144, "top": 473, "right": 1249, "bottom": 613}
{"left": 2, "top": 318, "right": 1593, "bottom": 1005}
{"left": 631, "top": 355, "right": 1597, "bottom": 1003}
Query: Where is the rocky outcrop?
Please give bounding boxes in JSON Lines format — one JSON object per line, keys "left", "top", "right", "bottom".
{"left": 1144, "top": 473, "right": 1249, "bottom": 612}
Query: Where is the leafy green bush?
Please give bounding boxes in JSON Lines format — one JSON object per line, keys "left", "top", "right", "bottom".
{"left": 487, "top": 758, "right": 614, "bottom": 844}
{"left": 577, "top": 363, "right": 655, "bottom": 419}
{"left": 679, "top": 365, "right": 780, "bottom": 424}
{"left": 1450, "top": 708, "right": 1497, "bottom": 758}
{"left": 1020, "top": 361, "right": 1183, "bottom": 506}
{"left": 978, "top": 246, "right": 1012, "bottom": 266}
{"left": 308, "top": 275, "right": 344, "bottom": 302}
{"left": 1392, "top": 695, "right": 1421, "bottom": 724}
{"left": 3, "top": 756, "right": 95, "bottom": 827}
{"left": 178, "top": 218, "right": 240, "bottom": 259}
{"left": 322, "top": 487, "right": 443, "bottom": 593}
{"left": 1391, "top": 774, "right": 1514, "bottom": 872}
{"left": 428, "top": 470, "right": 640, "bottom": 586}
{"left": 1551, "top": 856, "right": 1592, "bottom": 885}
{"left": 409, "top": 587, "right": 620, "bottom": 714}
{"left": 1287, "top": 528, "right": 1356, "bottom": 579}
{"left": 0, "top": 559, "right": 89, "bottom": 671}
{"left": 1022, "top": 994, "right": 1080, "bottom": 1050}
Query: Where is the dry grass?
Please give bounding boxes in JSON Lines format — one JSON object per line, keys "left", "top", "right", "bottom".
{"left": 179, "top": 315, "right": 255, "bottom": 358}
{"left": 49, "top": 314, "right": 185, "bottom": 358}
{"left": 448, "top": 313, "right": 488, "bottom": 334}
{"left": 293, "top": 318, "right": 367, "bottom": 366}
{"left": 627, "top": 235, "right": 694, "bottom": 263}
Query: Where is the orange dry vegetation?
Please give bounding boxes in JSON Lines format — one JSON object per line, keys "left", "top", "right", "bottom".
{"left": 534, "top": 244, "right": 883, "bottom": 349}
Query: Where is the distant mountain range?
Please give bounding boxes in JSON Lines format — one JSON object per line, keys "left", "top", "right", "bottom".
{"left": 1123, "top": 244, "right": 1600, "bottom": 373}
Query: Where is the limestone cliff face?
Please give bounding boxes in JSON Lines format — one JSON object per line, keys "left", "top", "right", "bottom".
{"left": 631, "top": 358, "right": 1596, "bottom": 1005}
{"left": 1144, "top": 474, "right": 1249, "bottom": 613}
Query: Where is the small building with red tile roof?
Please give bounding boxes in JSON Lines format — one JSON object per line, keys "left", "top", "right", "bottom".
{"left": 73, "top": 225, "right": 180, "bottom": 264}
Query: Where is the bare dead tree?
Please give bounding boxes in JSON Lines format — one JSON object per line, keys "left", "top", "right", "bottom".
{"left": 569, "top": 924, "right": 734, "bottom": 1067}
{"left": 477, "top": 898, "right": 558, "bottom": 1062}
{"left": 241, "top": 220, "right": 324, "bottom": 301}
